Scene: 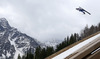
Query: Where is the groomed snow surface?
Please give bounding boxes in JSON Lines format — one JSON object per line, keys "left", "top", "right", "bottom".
{"left": 52, "top": 33, "right": 100, "bottom": 59}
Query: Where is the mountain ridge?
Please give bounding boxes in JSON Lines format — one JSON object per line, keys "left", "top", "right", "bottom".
{"left": 0, "top": 18, "right": 40, "bottom": 59}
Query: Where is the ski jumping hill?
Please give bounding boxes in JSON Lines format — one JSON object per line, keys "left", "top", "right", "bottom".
{"left": 45, "top": 31, "right": 100, "bottom": 59}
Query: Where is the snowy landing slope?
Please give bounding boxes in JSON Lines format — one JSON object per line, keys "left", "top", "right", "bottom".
{"left": 52, "top": 33, "right": 100, "bottom": 59}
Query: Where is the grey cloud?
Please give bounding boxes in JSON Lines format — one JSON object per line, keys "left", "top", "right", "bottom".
{"left": 0, "top": 0, "right": 99, "bottom": 42}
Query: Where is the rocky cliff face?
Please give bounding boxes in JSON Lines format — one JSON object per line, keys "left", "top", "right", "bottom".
{"left": 0, "top": 18, "right": 39, "bottom": 59}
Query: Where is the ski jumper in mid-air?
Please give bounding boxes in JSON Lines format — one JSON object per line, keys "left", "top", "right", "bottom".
{"left": 76, "top": 7, "right": 91, "bottom": 15}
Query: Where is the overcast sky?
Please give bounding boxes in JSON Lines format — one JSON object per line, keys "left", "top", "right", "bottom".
{"left": 0, "top": 0, "right": 100, "bottom": 42}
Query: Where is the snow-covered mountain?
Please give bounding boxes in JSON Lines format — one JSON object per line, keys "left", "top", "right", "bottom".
{"left": 44, "top": 40, "right": 62, "bottom": 48}
{"left": 0, "top": 18, "right": 39, "bottom": 59}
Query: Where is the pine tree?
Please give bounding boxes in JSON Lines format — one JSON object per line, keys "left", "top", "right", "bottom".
{"left": 17, "top": 54, "right": 21, "bottom": 59}
{"left": 69, "top": 34, "right": 74, "bottom": 44}
{"left": 66, "top": 36, "right": 69, "bottom": 46}
{"left": 22, "top": 55, "right": 25, "bottom": 59}
{"left": 40, "top": 48, "right": 46, "bottom": 59}
{"left": 98, "top": 23, "right": 100, "bottom": 31}
{"left": 46, "top": 46, "right": 54, "bottom": 57}
{"left": 35, "top": 46, "right": 41, "bottom": 59}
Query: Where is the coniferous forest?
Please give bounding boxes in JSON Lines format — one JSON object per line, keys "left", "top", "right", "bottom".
{"left": 17, "top": 23, "right": 100, "bottom": 59}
